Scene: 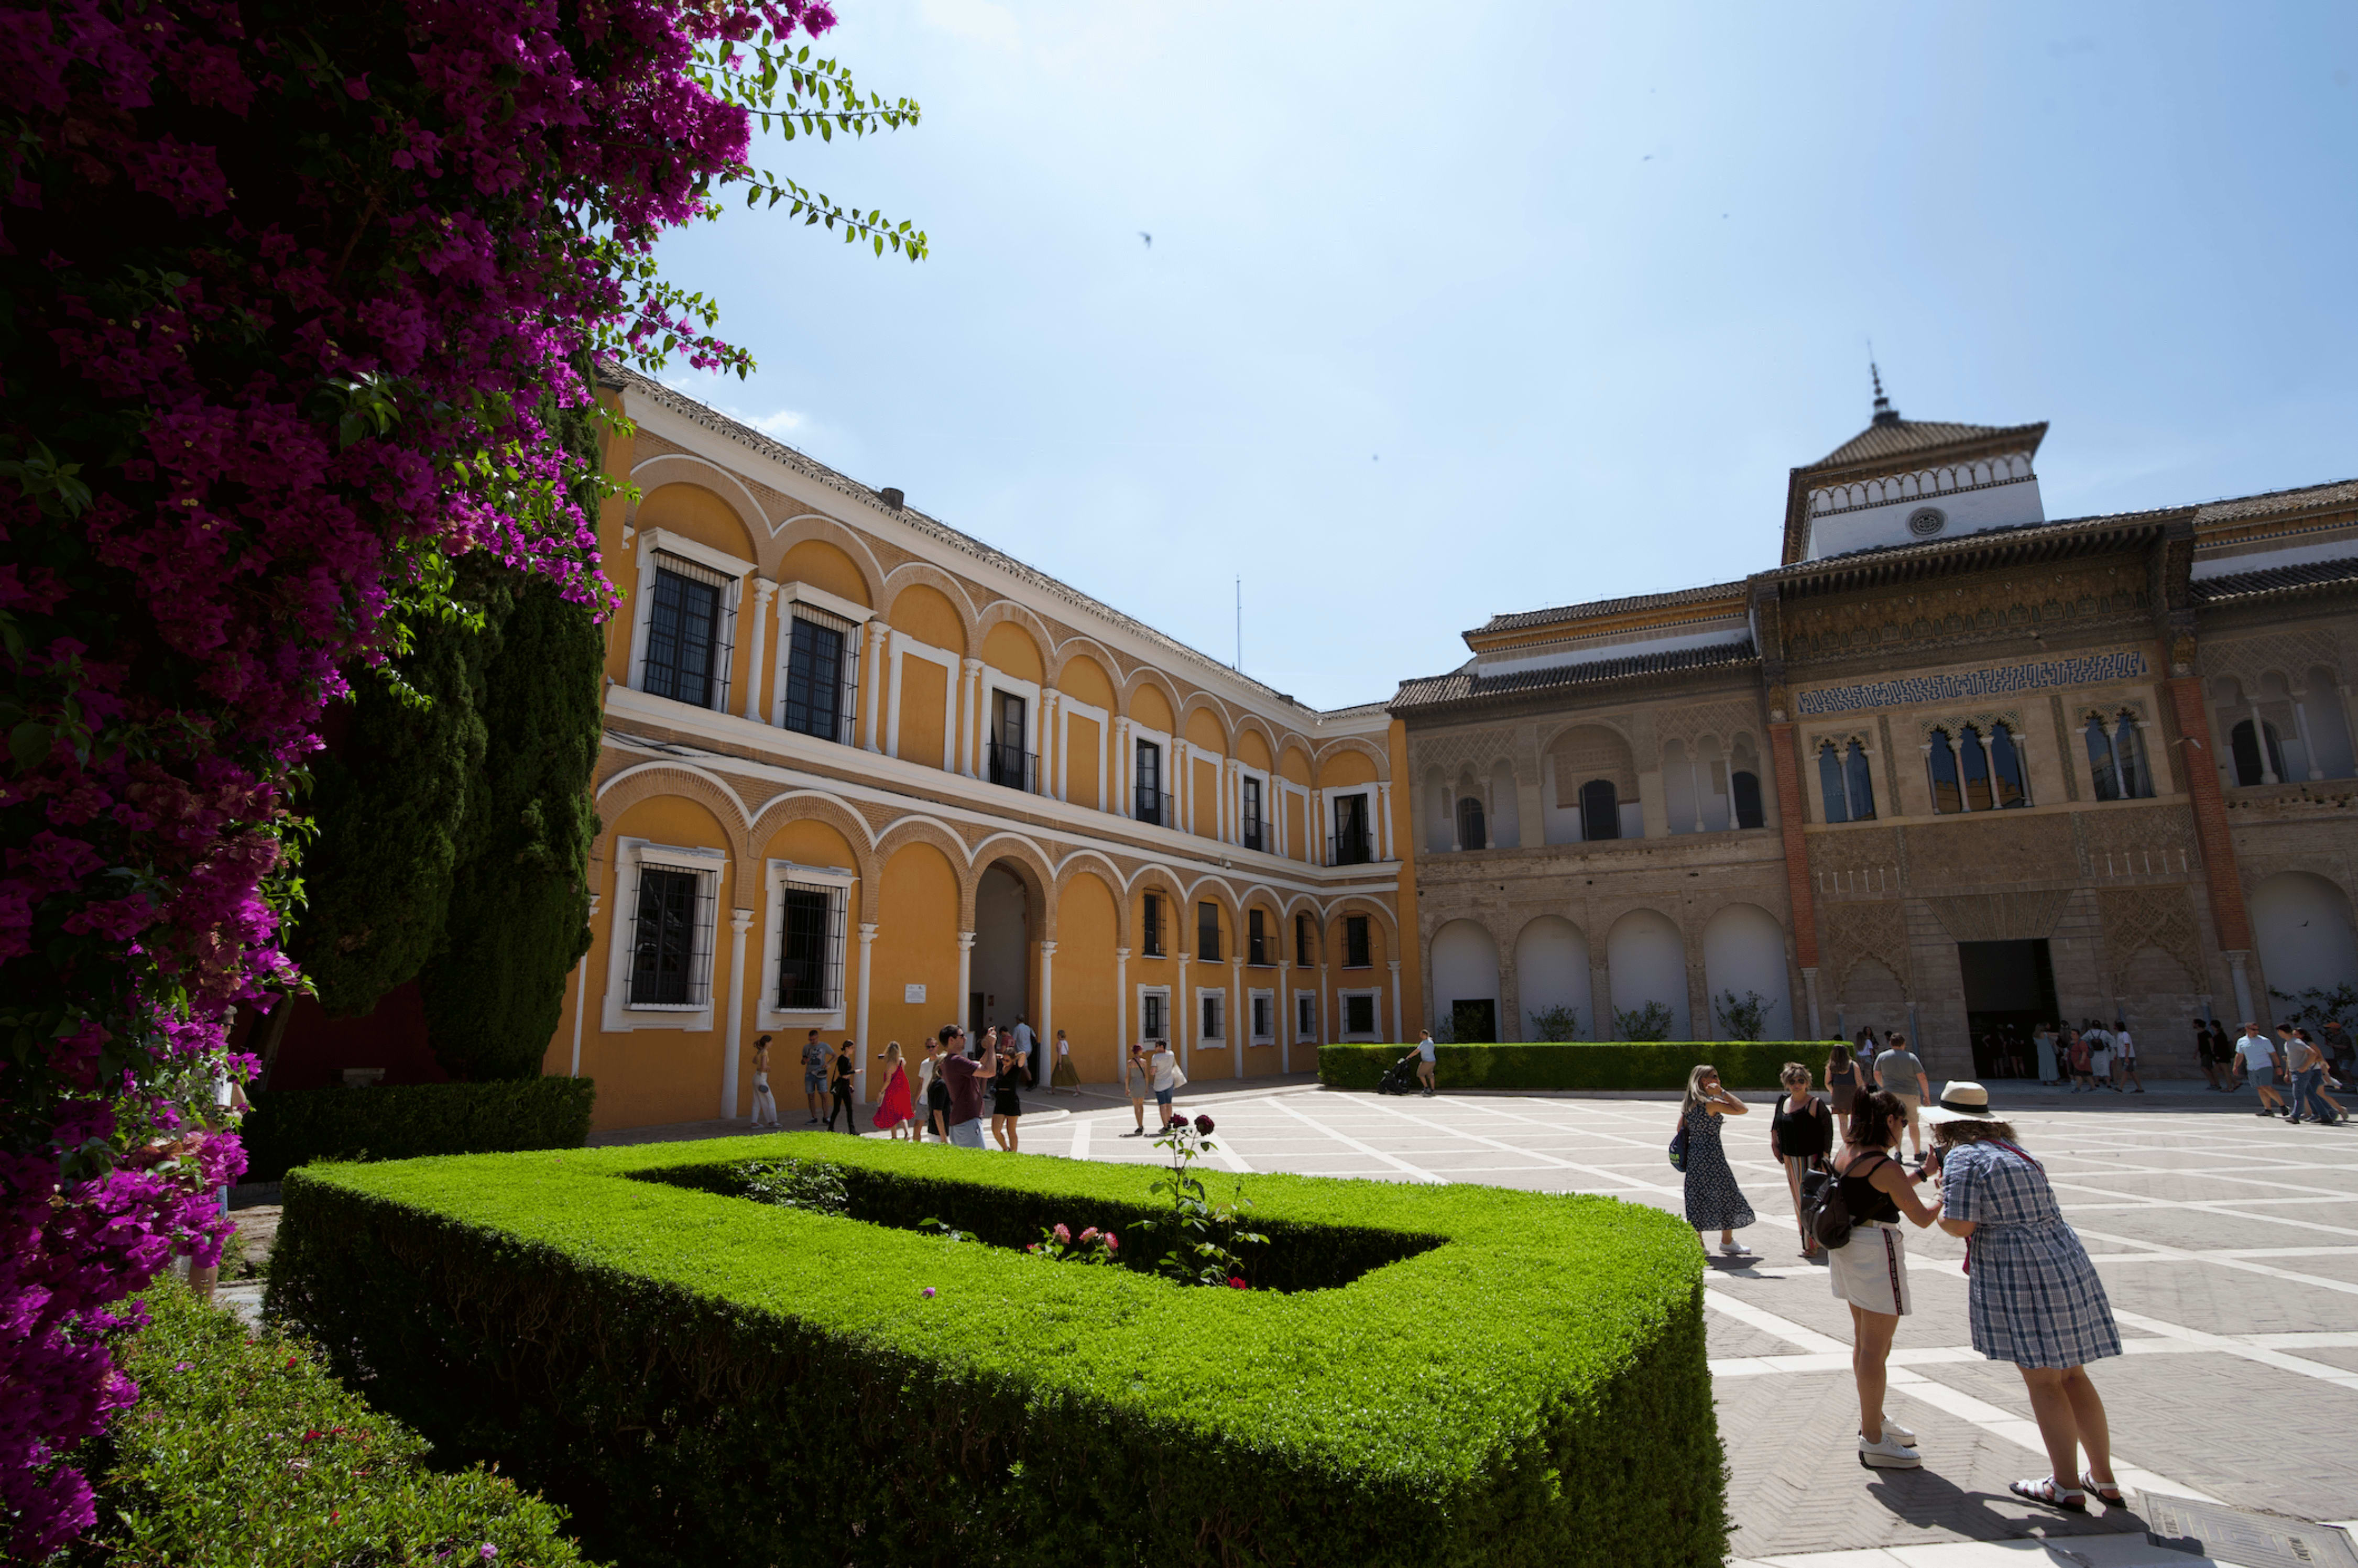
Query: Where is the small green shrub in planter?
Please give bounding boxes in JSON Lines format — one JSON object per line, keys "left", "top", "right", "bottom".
{"left": 240, "top": 1076, "right": 596, "bottom": 1180}
{"left": 268, "top": 1136, "right": 1725, "bottom": 1568}
{"left": 70, "top": 1281, "right": 595, "bottom": 1566}
{"left": 1318, "top": 1040, "right": 1825, "bottom": 1092}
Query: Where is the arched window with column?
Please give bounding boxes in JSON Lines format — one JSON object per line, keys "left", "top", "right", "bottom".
{"left": 1844, "top": 740, "right": 1876, "bottom": 819}
{"left": 1990, "top": 721, "right": 2030, "bottom": 807}
{"left": 1456, "top": 795, "right": 1487, "bottom": 851}
{"left": 1578, "top": 778, "right": 1620, "bottom": 841}
{"left": 1959, "top": 723, "right": 1994, "bottom": 810}
{"left": 2230, "top": 718, "right": 2285, "bottom": 788}
{"left": 1816, "top": 740, "right": 1850, "bottom": 824}
{"left": 2087, "top": 710, "right": 2157, "bottom": 799}
{"left": 1817, "top": 738, "right": 1875, "bottom": 823}
{"left": 1927, "top": 728, "right": 1965, "bottom": 814}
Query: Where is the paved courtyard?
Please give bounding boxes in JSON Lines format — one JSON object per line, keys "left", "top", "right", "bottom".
{"left": 832, "top": 1076, "right": 2357, "bottom": 1567}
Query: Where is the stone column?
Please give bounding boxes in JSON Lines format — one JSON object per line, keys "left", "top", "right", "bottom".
{"left": 570, "top": 893, "right": 601, "bottom": 1077}
{"left": 1049, "top": 689, "right": 1068, "bottom": 798}
{"left": 1232, "top": 953, "right": 1246, "bottom": 1077}
{"left": 956, "top": 931, "right": 975, "bottom": 1035}
{"left": 1947, "top": 730, "right": 1971, "bottom": 810}
{"left": 1388, "top": 960, "right": 1403, "bottom": 1044}
{"left": 1114, "top": 717, "right": 1132, "bottom": 816}
{"left": 2292, "top": 699, "right": 2323, "bottom": 781}
{"left": 1115, "top": 946, "right": 1130, "bottom": 1062}
{"left": 743, "top": 579, "right": 777, "bottom": 723}
{"left": 1311, "top": 788, "right": 1326, "bottom": 863}
{"left": 2225, "top": 950, "right": 2255, "bottom": 1024}
{"left": 856, "top": 922, "right": 877, "bottom": 1098}
{"left": 1975, "top": 728, "right": 1999, "bottom": 810}
{"left": 1038, "top": 939, "right": 1056, "bottom": 1046}
{"left": 1377, "top": 781, "right": 1394, "bottom": 859}
{"left": 1176, "top": 953, "right": 1192, "bottom": 1072}
{"left": 959, "top": 659, "right": 983, "bottom": 777}
{"left": 862, "top": 619, "right": 889, "bottom": 752}
{"left": 2247, "top": 700, "right": 2278, "bottom": 784}
{"left": 1688, "top": 759, "right": 1706, "bottom": 834}
{"left": 723, "top": 907, "right": 755, "bottom": 1119}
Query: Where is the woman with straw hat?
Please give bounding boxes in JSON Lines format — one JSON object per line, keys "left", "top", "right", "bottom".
{"left": 1927, "top": 1080, "right": 2125, "bottom": 1515}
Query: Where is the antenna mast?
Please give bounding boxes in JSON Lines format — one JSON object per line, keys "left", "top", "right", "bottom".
{"left": 1234, "top": 576, "right": 1241, "bottom": 670}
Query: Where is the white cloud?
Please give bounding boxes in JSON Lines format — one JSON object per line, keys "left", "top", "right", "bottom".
{"left": 920, "top": 0, "right": 1018, "bottom": 51}
{"left": 747, "top": 408, "right": 807, "bottom": 438}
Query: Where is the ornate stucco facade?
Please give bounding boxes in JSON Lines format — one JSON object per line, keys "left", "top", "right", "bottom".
{"left": 1396, "top": 386, "right": 2358, "bottom": 1080}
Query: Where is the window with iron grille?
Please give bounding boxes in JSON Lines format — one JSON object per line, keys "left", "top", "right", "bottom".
{"left": 643, "top": 555, "right": 734, "bottom": 710}
{"left": 1251, "top": 993, "right": 1272, "bottom": 1041}
{"left": 1200, "top": 992, "right": 1224, "bottom": 1040}
{"left": 1345, "top": 914, "right": 1371, "bottom": 969}
{"left": 1141, "top": 893, "right": 1163, "bottom": 957}
{"left": 1141, "top": 991, "right": 1168, "bottom": 1042}
{"left": 781, "top": 608, "right": 857, "bottom": 744}
{"left": 1345, "top": 993, "right": 1376, "bottom": 1036}
{"left": 1295, "top": 913, "right": 1312, "bottom": 968}
{"left": 1296, "top": 992, "right": 1316, "bottom": 1039}
{"left": 1197, "top": 902, "right": 1221, "bottom": 963}
{"left": 774, "top": 880, "right": 844, "bottom": 1010}
{"left": 1241, "top": 776, "right": 1264, "bottom": 849}
{"left": 628, "top": 865, "right": 712, "bottom": 1006}
{"left": 1248, "top": 907, "right": 1269, "bottom": 966}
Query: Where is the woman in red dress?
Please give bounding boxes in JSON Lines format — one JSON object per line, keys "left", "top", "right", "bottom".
{"left": 873, "top": 1041, "right": 914, "bottom": 1137}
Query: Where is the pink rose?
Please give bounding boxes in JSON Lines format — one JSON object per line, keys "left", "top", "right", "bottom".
{"left": 1053, "top": 1223, "right": 1072, "bottom": 1244}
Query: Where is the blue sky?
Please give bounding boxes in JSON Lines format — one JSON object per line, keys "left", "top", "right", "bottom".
{"left": 651, "top": 2, "right": 2358, "bottom": 710}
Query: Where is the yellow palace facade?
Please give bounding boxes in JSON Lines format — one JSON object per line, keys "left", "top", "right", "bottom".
{"left": 551, "top": 368, "right": 1418, "bottom": 1129}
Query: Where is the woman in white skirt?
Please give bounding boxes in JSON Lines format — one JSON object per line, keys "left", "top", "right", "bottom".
{"left": 1828, "top": 1089, "right": 1942, "bottom": 1468}
{"left": 1929, "top": 1082, "right": 2125, "bottom": 1512}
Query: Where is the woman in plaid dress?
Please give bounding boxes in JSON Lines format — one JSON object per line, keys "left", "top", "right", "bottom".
{"left": 1929, "top": 1082, "right": 2124, "bottom": 1515}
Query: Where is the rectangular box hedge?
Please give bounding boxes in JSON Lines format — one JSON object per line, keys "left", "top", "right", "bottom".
{"left": 268, "top": 1137, "right": 1725, "bottom": 1567}
{"left": 1318, "top": 1041, "right": 1836, "bottom": 1093}
{"left": 240, "top": 1076, "right": 597, "bottom": 1181}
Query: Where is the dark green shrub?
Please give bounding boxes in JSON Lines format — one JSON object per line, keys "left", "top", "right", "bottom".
{"left": 240, "top": 1077, "right": 596, "bottom": 1181}
{"left": 68, "top": 1281, "right": 596, "bottom": 1567}
{"left": 1318, "top": 1040, "right": 1822, "bottom": 1092}
{"left": 268, "top": 1137, "right": 1725, "bottom": 1568}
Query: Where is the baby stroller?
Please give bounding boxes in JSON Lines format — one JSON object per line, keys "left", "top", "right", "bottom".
{"left": 1376, "top": 1051, "right": 1422, "bottom": 1096}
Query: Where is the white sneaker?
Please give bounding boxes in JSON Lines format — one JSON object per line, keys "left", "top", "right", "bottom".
{"left": 1719, "top": 1238, "right": 1748, "bottom": 1255}
{"left": 1859, "top": 1431, "right": 1923, "bottom": 1469}
{"left": 1866, "top": 1420, "right": 1917, "bottom": 1446}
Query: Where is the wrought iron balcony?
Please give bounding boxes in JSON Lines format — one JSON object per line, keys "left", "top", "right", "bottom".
{"left": 1134, "top": 784, "right": 1175, "bottom": 828}
{"left": 1328, "top": 828, "right": 1374, "bottom": 867}
{"left": 1242, "top": 814, "right": 1269, "bottom": 853}
{"left": 985, "top": 739, "right": 1037, "bottom": 793}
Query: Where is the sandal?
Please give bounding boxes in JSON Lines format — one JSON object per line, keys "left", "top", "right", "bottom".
{"left": 2080, "top": 1470, "right": 2126, "bottom": 1506}
{"left": 2009, "top": 1477, "right": 2088, "bottom": 1513}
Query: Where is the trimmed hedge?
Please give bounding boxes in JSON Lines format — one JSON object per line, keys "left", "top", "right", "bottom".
{"left": 1319, "top": 1041, "right": 1832, "bottom": 1093}
{"left": 240, "top": 1076, "right": 596, "bottom": 1181}
{"left": 70, "top": 1280, "right": 596, "bottom": 1566}
{"left": 268, "top": 1137, "right": 1725, "bottom": 1567}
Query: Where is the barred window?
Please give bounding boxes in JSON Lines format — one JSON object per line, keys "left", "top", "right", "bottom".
{"left": 1142, "top": 893, "right": 1164, "bottom": 957}
{"left": 1200, "top": 993, "right": 1225, "bottom": 1040}
{"left": 1141, "top": 991, "right": 1168, "bottom": 1042}
{"left": 1294, "top": 913, "right": 1313, "bottom": 968}
{"left": 643, "top": 554, "right": 735, "bottom": 710}
{"left": 1344, "top": 994, "right": 1376, "bottom": 1036}
{"left": 1197, "top": 902, "right": 1221, "bottom": 963}
{"left": 1251, "top": 993, "right": 1273, "bottom": 1041}
{"left": 628, "top": 865, "right": 713, "bottom": 1006}
{"left": 781, "top": 606, "right": 858, "bottom": 744}
{"left": 775, "top": 880, "right": 845, "bottom": 1010}
{"left": 1296, "top": 992, "right": 1316, "bottom": 1038}
{"left": 1345, "top": 914, "right": 1371, "bottom": 969}
{"left": 1248, "top": 908, "right": 1269, "bottom": 966}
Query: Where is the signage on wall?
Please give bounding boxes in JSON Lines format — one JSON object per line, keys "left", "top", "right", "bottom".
{"left": 1796, "top": 649, "right": 2148, "bottom": 717}
{"left": 903, "top": 984, "right": 926, "bottom": 1004}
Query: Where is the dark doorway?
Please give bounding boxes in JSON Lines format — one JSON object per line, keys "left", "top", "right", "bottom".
{"left": 1450, "top": 999, "right": 1497, "bottom": 1043}
{"left": 1958, "top": 939, "right": 2058, "bottom": 1079}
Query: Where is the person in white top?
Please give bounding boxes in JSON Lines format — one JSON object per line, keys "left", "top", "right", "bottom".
{"left": 2083, "top": 1022, "right": 2113, "bottom": 1090}
{"left": 1150, "top": 1041, "right": 1182, "bottom": 1130}
{"left": 2234, "top": 1024, "right": 2286, "bottom": 1116}
{"left": 2110, "top": 1021, "right": 2142, "bottom": 1093}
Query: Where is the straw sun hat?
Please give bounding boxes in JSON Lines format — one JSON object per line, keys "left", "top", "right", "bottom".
{"left": 1922, "top": 1080, "right": 1999, "bottom": 1124}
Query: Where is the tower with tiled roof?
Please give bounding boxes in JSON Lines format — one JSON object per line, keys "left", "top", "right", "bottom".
{"left": 1782, "top": 368, "right": 2049, "bottom": 563}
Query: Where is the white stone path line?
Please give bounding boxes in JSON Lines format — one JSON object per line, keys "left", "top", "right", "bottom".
{"left": 1699, "top": 1284, "right": 2218, "bottom": 1505}
{"left": 1262, "top": 1097, "right": 1444, "bottom": 1183}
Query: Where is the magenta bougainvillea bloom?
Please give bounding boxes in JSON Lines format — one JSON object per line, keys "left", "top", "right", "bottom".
{"left": 0, "top": 0, "right": 876, "bottom": 1552}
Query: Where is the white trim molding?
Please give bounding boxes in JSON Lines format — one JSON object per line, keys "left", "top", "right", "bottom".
{"left": 603, "top": 837, "right": 728, "bottom": 1033}
{"left": 756, "top": 858, "right": 857, "bottom": 1033}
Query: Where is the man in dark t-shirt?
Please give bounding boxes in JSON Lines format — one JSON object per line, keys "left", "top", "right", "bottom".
{"left": 939, "top": 1028, "right": 990, "bottom": 1148}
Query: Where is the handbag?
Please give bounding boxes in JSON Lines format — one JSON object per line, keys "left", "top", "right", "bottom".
{"left": 1171, "top": 1065, "right": 1188, "bottom": 1090}
{"left": 1667, "top": 1115, "right": 1689, "bottom": 1172}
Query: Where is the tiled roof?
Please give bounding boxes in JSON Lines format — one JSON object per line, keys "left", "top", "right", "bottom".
{"left": 1393, "top": 639, "right": 1757, "bottom": 712}
{"left": 2191, "top": 556, "right": 2358, "bottom": 607}
{"left": 1805, "top": 419, "right": 2046, "bottom": 471}
{"left": 1475, "top": 579, "right": 1747, "bottom": 637}
{"left": 602, "top": 363, "right": 1388, "bottom": 722}
{"left": 2191, "top": 478, "right": 2358, "bottom": 524}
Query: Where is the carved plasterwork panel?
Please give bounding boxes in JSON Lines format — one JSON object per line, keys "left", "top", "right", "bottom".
{"left": 1545, "top": 722, "right": 1638, "bottom": 805}
{"left": 1809, "top": 828, "right": 1902, "bottom": 878}
{"left": 1902, "top": 816, "right": 2078, "bottom": 890}
{"left": 1826, "top": 901, "right": 1912, "bottom": 992}
{"left": 1657, "top": 698, "right": 1762, "bottom": 754}
{"left": 2199, "top": 629, "right": 2344, "bottom": 690}
{"left": 2078, "top": 804, "right": 2196, "bottom": 874}
{"left": 2095, "top": 886, "right": 2202, "bottom": 988}
{"left": 1411, "top": 727, "right": 1521, "bottom": 783}
{"left": 1785, "top": 561, "right": 2152, "bottom": 664}
{"left": 1925, "top": 890, "right": 2072, "bottom": 942}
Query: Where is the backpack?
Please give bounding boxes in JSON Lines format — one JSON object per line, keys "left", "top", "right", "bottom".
{"left": 1802, "top": 1152, "right": 1881, "bottom": 1251}
{"left": 1667, "top": 1113, "right": 1689, "bottom": 1172}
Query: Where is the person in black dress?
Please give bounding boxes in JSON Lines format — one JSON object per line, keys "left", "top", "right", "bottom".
{"left": 824, "top": 1039, "right": 859, "bottom": 1132}
{"left": 1771, "top": 1062, "right": 1835, "bottom": 1258}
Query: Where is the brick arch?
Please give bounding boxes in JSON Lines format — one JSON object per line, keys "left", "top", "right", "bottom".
{"left": 1312, "top": 733, "right": 1390, "bottom": 778}
{"left": 872, "top": 817, "right": 976, "bottom": 924}
{"left": 880, "top": 561, "right": 981, "bottom": 653}
{"left": 743, "top": 790, "right": 881, "bottom": 886}
{"left": 593, "top": 761, "right": 754, "bottom": 873}
{"left": 1235, "top": 884, "right": 1288, "bottom": 958}
{"left": 1118, "top": 665, "right": 1186, "bottom": 730}
{"left": 1231, "top": 711, "right": 1283, "bottom": 763}
{"left": 765, "top": 513, "right": 889, "bottom": 603}
{"left": 973, "top": 597, "right": 1056, "bottom": 654}
{"left": 626, "top": 452, "right": 768, "bottom": 543}
{"left": 1176, "top": 875, "right": 1244, "bottom": 961}
{"left": 1044, "top": 632, "right": 1121, "bottom": 691}
{"left": 1319, "top": 894, "right": 1401, "bottom": 946}
{"left": 1278, "top": 892, "right": 1325, "bottom": 961}
{"left": 969, "top": 832, "right": 1059, "bottom": 938}
{"left": 1053, "top": 850, "right": 1131, "bottom": 945}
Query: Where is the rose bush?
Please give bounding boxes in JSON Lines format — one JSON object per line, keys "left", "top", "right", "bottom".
{"left": 0, "top": 0, "right": 918, "bottom": 1552}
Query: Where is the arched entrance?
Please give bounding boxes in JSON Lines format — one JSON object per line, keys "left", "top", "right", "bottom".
{"left": 971, "top": 862, "right": 1032, "bottom": 1047}
{"left": 1431, "top": 918, "right": 1501, "bottom": 1041}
